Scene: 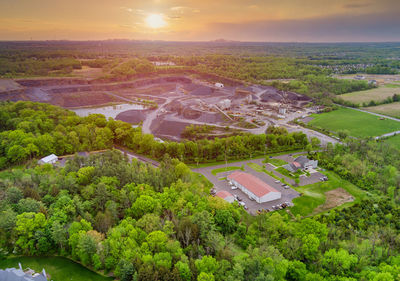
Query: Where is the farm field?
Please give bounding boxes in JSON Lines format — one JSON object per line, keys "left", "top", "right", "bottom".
{"left": 340, "top": 84, "right": 400, "bottom": 105}
{"left": 290, "top": 171, "right": 367, "bottom": 217}
{"left": 0, "top": 256, "right": 113, "bottom": 281}
{"left": 364, "top": 102, "right": 400, "bottom": 119}
{"left": 308, "top": 107, "right": 400, "bottom": 138}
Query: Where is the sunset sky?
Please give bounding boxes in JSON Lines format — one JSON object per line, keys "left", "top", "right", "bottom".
{"left": 0, "top": 0, "right": 399, "bottom": 42}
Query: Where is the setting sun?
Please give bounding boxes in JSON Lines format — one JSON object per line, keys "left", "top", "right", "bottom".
{"left": 145, "top": 14, "right": 167, "bottom": 29}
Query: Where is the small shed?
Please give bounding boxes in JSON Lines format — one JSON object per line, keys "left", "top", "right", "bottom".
{"left": 216, "top": 190, "right": 235, "bottom": 203}
{"left": 37, "top": 154, "right": 58, "bottom": 165}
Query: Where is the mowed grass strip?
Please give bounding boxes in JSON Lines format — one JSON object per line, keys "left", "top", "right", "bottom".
{"left": 341, "top": 85, "right": 400, "bottom": 105}
{"left": 309, "top": 108, "right": 400, "bottom": 137}
{"left": 290, "top": 171, "right": 366, "bottom": 217}
{"left": 0, "top": 256, "right": 113, "bottom": 281}
{"left": 263, "top": 158, "right": 287, "bottom": 166}
{"left": 211, "top": 166, "right": 242, "bottom": 176}
{"left": 364, "top": 102, "right": 400, "bottom": 119}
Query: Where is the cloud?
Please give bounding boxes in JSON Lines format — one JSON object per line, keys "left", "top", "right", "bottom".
{"left": 343, "top": 2, "right": 371, "bottom": 9}
{"left": 203, "top": 11, "right": 400, "bottom": 42}
{"left": 120, "top": 6, "right": 133, "bottom": 13}
{"left": 170, "top": 6, "right": 189, "bottom": 11}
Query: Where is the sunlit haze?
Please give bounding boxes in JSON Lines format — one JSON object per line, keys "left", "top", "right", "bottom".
{"left": 0, "top": 0, "right": 400, "bottom": 42}
{"left": 145, "top": 14, "right": 167, "bottom": 29}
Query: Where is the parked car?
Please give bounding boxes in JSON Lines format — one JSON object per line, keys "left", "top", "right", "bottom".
{"left": 244, "top": 205, "right": 249, "bottom": 210}
{"left": 239, "top": 201, "right": 246, "bottom": 207}
{"left": 284, "top": 185, "right": 290, "bottom": 189}
{"left": 275, "top": 180, "right": 280, "bottom": 183}
{"left": 231, "top": 185, "right": 238, "bottom": 190}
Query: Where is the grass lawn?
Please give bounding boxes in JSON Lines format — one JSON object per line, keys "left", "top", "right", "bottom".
{"left": 290, "top": 170, "right": 367, "bottom": 217}
{"left": 364, "top": 102, "right": 400, "bottom": 119}
{"left": 263, "top": 158, "right": 288, "bottom": 166}
{"left": 341, "top": 84, "right": 400, "bottom": 105}
{"left": 275, "top": 167, "right": 303, "bottom": 179}
{"left": 309, "top": 107, "right": 400, "bottom": 138}
{"left": 385, "top": 134, "right": 400, "bottom": 149}
{"left": 0, "top": 256, "right": 113, "bottom": 281}
{"left": 385, "top": 83, "right": 400, "bottom": 88}
{"left": 211, "top": 166, "right": 242, "bottom": 176}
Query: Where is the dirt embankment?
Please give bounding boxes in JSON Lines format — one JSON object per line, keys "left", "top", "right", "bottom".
{"left": 313, "top": 188, "right": 354, "bottom": 214}
{"left": 45, "top": 76, "right": 192, "bottom": 94}
{"left": 16, "top": 75, "right": 191, "bottom": 89}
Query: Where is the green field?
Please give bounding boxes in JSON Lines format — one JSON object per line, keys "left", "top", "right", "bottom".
{"left": 290, "top": 171, "right": 367, "bottom": 217}
{"left": 309, "top": 108, "right": 400, "bottom": 138}
{"left": 364, "top": 102, "right": 400, "bottom": 119}
{"left": 341, "top": 84, "right": 400, "bottom": 105}
{"left": 211, "top": 166, "right": 242, "bottom": 176}
{"left": 0, "top": 256, "right": 113, "bottom": 281}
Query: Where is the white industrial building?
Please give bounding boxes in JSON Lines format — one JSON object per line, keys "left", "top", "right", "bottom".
{"left": 228, "top": 171, "right": 281, "bottom": 203}
{"left": 215, "top": 190, "right": 235, "bottom": 203}
{"left": 218, "top": 99, "right": 231, "bottom": 110}
{"left": 37, "top": 154, "right": 58, "bottom": 165}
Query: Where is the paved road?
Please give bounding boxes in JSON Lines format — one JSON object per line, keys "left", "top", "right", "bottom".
{"left": 284, "top": 124, "right": 340, "bottom": 146}
{"left": 375, "top": 131, "right": 400, "bottom": 139}
{"left": 115, "top": 146, "right": 160, "bottom": 167}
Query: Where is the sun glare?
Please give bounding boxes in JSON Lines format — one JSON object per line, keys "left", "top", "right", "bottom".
{"left": 145, "top": 14, "right": 167, "bottom": 29}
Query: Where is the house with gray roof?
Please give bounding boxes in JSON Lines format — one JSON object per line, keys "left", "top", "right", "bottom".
{"left": 283, "top": 156, "right": 318, "bottom": 173}
{"left": 0, "top": 263, "right": 48, "bottom": 281}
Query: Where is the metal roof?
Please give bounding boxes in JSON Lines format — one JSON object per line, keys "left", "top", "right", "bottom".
{"left": 216, "top": 190, "right": 233, "bottom": 199}
{"left": 39, "top": 154, "right": 58, "bottom": 163}
{"left": 228, "top": 171, "right": 279, "bottom": 197}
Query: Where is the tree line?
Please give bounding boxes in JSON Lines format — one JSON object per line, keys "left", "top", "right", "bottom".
{"left": 0, "top": 101, "right": 310, "bottom": 169}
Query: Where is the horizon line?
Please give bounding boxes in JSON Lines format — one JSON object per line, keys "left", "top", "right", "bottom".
{"left": 1, "top": 39, "right": 400, "bottom": 44}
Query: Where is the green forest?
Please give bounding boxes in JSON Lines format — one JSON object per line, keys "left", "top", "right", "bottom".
{"left": 1, "top": 101, "right": 400, "bottom": 280}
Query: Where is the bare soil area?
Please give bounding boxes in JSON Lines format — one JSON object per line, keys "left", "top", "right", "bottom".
{"left": 72, "top": 66, "right": 104, "bottom": 79}
{"left": 50, "top": 91, "right": 120, "bottom": 108}
{"left": 313, "top": 188, "right": 354, "bottom": 214}
{"left": 0, "top": 79, "right": 23, "bottom": 92}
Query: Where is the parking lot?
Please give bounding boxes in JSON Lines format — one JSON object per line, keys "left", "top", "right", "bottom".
{"left": 193, "top": 159, "right": 301, "bottom": 215}
{"left": 193, "top": 153, "right": 329, "bottom": 215}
